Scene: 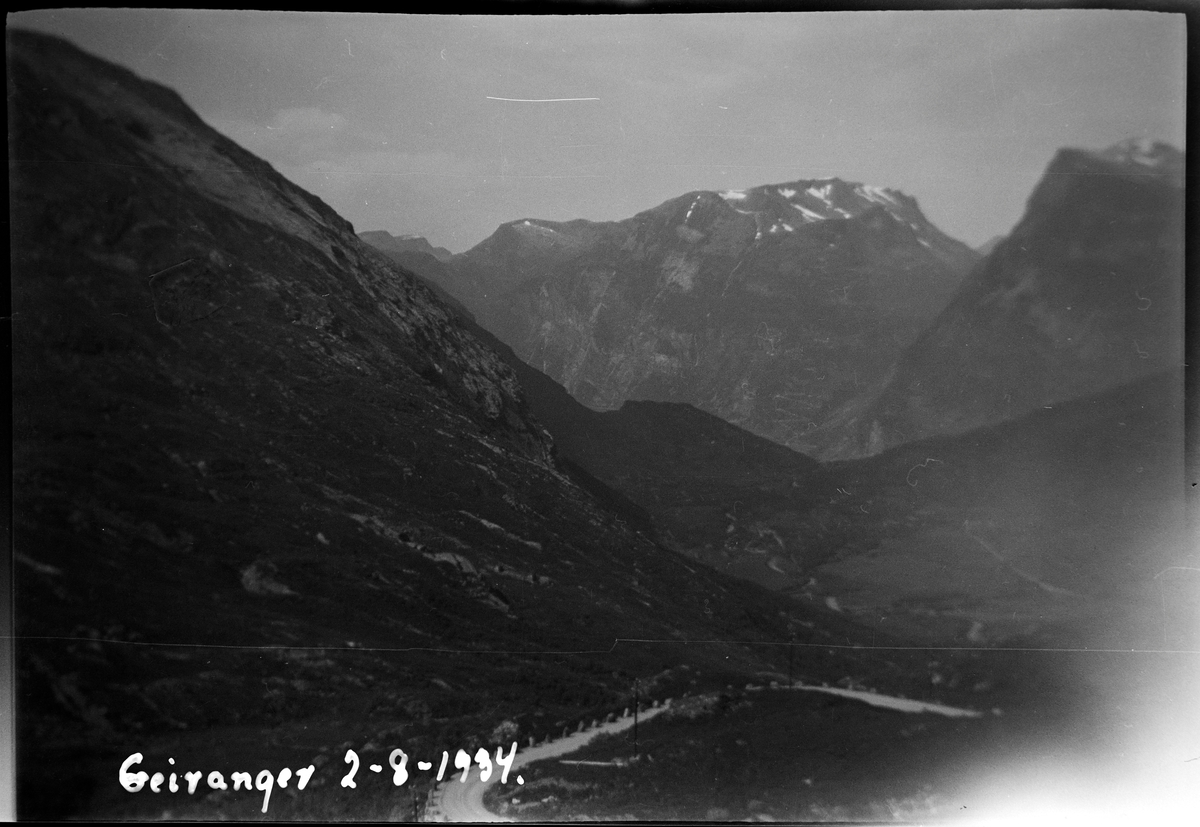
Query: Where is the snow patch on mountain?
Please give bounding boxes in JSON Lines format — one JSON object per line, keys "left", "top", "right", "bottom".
{"left": 857, "top": 184, "right": 899, "bottom": 206}
{"left": 1094, "top": 138, "right": 1183, "bottom": 176}
{"left": 708, "top": 177, "right": 937, "bottom": 237}
{"left": 1127, "top": 142, "right": 1164, "bottom": 166}
{"left": 792, "top": 203, "right": 825, "bottom": 222}
{"left": 518, "top": 220, "right": 557, "bottom": 235}
{"left": 806, "top": 184, "right": 834, "bottom": 204}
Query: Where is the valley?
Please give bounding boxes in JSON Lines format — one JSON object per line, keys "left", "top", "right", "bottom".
{"left": 9, "top": 19, "right": 1194, "bottom": 825}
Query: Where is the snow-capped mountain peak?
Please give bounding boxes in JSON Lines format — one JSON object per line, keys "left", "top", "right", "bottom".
{"left": 704, "top": 177, "right": 934, "bottom": 241}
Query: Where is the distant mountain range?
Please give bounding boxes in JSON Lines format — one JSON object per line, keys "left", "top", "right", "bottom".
{"left": 374, "top": 178, "right": 979, "bottom": 458}
{"left": 378, "top": 138, "right": 1183, "bottom": 465}
{"left": 358, "top": 229, "right": 453, "bottom": 261}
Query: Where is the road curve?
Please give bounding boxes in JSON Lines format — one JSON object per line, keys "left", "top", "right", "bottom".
{"left": 759, "top": 682, "right": 984, "bottom": 717}
{"left": 428, "top": 702, "right": 673, "bottom": 822}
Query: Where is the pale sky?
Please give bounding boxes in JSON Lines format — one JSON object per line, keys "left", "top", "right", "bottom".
{"left": 10, "top": 9, "right": 1186, "bottom": 252}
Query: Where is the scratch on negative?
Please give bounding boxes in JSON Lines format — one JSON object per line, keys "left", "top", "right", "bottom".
{"left": 486, "top": 96, "right": 600, "bottom": 103}
{"left": 906, "top": 458, "right": 943, "bottom": 487}
{"left": 147, "top": 259, "right": 196, "bottom": 283}
{"left": 722, "top": 259, "right": 744, "bottom": 297}
{"left": 1153, "top": 567, "right": 1200, "bottom": 579}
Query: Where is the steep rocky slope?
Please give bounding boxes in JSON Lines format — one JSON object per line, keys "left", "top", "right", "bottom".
{"left": 10, "top": 30, "right": 915, "bottom": 819}
{"left": 823, "top": 140, "right": 1185, "bottom": 458}
{"left": 391, "top": 177, "right": 978, "bottom": 458}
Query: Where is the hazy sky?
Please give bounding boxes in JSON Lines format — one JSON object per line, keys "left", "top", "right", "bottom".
{"left": 11, "top": 10, "right": 1186, "bottom": 252}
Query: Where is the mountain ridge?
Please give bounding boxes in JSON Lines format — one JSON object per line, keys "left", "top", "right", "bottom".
{"left": 359, "top": 230, "right": 454, "bottom": 261}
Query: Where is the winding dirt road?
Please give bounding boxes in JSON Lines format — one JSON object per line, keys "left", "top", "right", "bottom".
{"left": 427, "top": 702, "right": 673, "bottom": 822}
{"left": 776, "top": 683, "right": 984, "bottom": 717}
{"left": 425, "top": 682, "right": 983, "bottom": 821}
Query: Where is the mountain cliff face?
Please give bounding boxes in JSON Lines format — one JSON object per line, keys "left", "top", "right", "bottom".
{"left": 402, "top": 178, "right": 978, "bottom": 457}
{"left": 11, "top": 30, "right": 901, "bottom": 819}
{"left": 822, "top": 140, "right": 1185, "bottom": 458}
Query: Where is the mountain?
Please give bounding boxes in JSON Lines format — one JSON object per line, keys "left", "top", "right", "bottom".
{"left": 389, "top": 177, "right": 979, "bottom": 458}
{"left": 356, "top": 233, "right": 457, "bottom": 300}
{"left": 822, "top": 140, "right": 1185, "bottom": 458}
{"left": 358, "top": 230, "right": 453, "bottom": 261}
{"left": 10, "top": 30, "right": 914, "bottom": 819}
{"left": 974, "top": 234, "right": 1005, "bottom": 257}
